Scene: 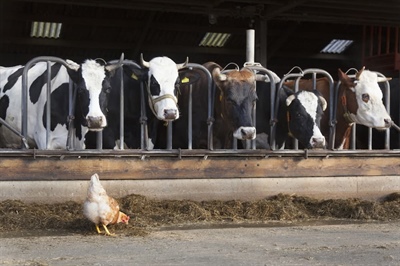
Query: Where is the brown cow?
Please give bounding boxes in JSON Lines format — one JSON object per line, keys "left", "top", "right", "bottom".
{"left": 155, "top": 62, "right": 257, "bottom": 149}
{"left": 284, "top": 67, "right": 392, "bottom": 149}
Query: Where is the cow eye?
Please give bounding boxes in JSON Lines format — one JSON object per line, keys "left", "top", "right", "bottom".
{"left": 362, "top": 93, "right": 370, "bottom": 103}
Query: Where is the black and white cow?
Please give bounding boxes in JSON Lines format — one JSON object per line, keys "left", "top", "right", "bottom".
{"left": 254, "top": 81, "right": 327, "bottom": 150}
{"left": 85, "top": 55, "right": 188, "bottom": 149}
{"left": 0, "top": 55, "right": 123, "bottom": 149}
{"left": 274, "top": 86, "right": 327, "bottom": 149}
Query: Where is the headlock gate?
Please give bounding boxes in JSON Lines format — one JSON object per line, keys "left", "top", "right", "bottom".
{"left": 0, "top": 56, "right": 400, "bottom": 202}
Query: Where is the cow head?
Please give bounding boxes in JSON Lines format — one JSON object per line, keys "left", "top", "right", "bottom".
{"left": 65, "top": 53, "right": 124, "bottom": 131}
{"left": 285, "top": 88, "right": 327, "bottom": 149}
{"left": 338, "top": 67, "right": 391, "bottom": 129}
{"left": 213, "top": 67, "right": 257, "bottom": 140}
{"left": 140, "top": 54, "right": 188, "bottom": 121}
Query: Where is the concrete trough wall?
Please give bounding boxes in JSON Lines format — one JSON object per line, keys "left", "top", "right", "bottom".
{"left": 0, "top": 151, "right": 399, "bottom": 203}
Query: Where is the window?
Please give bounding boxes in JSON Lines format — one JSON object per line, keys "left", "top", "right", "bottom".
{"left": 30, "top": 21, "right": 62, "bottom": 39}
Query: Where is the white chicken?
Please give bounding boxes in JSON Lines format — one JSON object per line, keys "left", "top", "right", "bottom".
{"left": 83, "top": 173, "right": 130, "bottom": 235}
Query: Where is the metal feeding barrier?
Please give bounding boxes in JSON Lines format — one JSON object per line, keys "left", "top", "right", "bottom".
{"left": 20, "top": 57, "right": 75, "bottom": 150}
{"left": 0, "top": 55, "right": 393, "bottom": 155}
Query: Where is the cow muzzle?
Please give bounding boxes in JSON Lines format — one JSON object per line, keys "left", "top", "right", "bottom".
{"left": 164, "top": 109, "right": 179, "bottom": 121}
{"left": 309, "top": 136, "right": 326, "bottom": 149}
{"left": 87, "top": 116, "right": 107, "bottom": 131}
{"left": 233, "top": 127, "right": 256, "bottom": 140}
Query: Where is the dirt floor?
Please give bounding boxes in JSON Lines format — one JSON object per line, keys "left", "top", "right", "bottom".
{"left": 1, "top": 193, "right": 400, "bottom": 265}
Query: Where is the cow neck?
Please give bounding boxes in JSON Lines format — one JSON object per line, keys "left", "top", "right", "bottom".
{"left": 340, "top": 91, "right": 355, "bottom": 124}
{"left": 335, "top": 84, "right": 355, "bottom": 149}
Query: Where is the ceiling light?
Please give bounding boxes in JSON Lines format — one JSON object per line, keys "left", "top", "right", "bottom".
{"left": 30, "top": 21, "right": 62, "bottom": 39}
{"left": 199, "top": 32, "right": 231, "bottom": 48}
{"left": 320, "top": 39, "right": 353, "bottom": 54}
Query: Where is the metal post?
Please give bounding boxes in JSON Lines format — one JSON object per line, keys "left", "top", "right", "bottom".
{"left": 188, "top": 83, "right": 193, "bottom": 150}
{"left": 46, "top": 61, "right": 52, "bottom": 149}
{"left": 246, "top": 29, "right": 255, "bottom": 64}
{"left": 119, "top": 67, "right": 124, "bottom": 150}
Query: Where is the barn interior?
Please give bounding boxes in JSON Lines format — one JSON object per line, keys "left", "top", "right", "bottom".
{"left": 1, "top": 0, "right": 400, "bottom": 78}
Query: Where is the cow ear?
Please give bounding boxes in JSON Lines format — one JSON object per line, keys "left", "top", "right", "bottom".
{"left": 66, "top": 59, "right": 80, "bottom": 71}
{"left": 286, "top": 94, "right": 296, "bottom": 106}
{"left": 105, "top": 53, "right": 124, "bottom": 74}
{"left": 178, "top": 69, "right": 200, "bottom": 85}
{"left": 319, "top": 96, "right": 328, "bottom": 111}
{"left": 125, "top": 66, "right": 147, "bottom": 82}
{"left": 338, "top": 68, "right": 355, "bottom": 88}
{"left": 65, "top": 60, "right": 82, "bottom": 82}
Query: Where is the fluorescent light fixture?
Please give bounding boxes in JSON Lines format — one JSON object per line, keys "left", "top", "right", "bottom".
{"left": 320, "top": 39, "right": 353, "bottom": 54}
{"left": 30, "top": 21, "right": 62, "bottom": 39}
{"left": 199, "top": 32, "right": 231, "bottom": 47}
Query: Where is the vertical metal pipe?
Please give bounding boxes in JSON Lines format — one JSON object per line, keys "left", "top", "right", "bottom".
{"left": 21, "top": 63, "right": 30, "bottom": 148}
{"left": 188, "top": 83, "right": 193, "bottom": 150}
{"left": 96, "top": 131, "right": 103, "bottom": 150}
{"left": 46, "top": 61, "right": 51, "bottom": 149}
{"left": 368, "top": 127, "right": 372, "bottom": 150}
{"left": 246, "top": 29, "right": 255, "bottom": 63}
{"left": 66, "top": 79, "right": 74, "bottom": 150}
{"left": 140, "top": 82, "right": 148, "bottom": 150}
{"left": 119, "top": 67, "right": 124, "bottom": 150}
{"left": 167, "top": 122, "right": 172, "bottom": 150}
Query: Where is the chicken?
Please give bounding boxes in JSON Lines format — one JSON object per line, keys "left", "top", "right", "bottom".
{"left": 83, "top": 173, "right": 130, "bottom": 235}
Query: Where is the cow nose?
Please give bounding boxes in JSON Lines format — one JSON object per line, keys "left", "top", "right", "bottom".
{"left": 311, "top": 137, "right": 326, "bottom": 148}
{"left": 164, "top": 109, "right": 178, "bottom": 120}
{"left": 241, "top": 127, "right": 256, "bottom": 140}
{"left": 87, "top": 116, "right": 104, "bottom": 129}
{"left": 384, "top": 118, "right": 392, "bottom": 127}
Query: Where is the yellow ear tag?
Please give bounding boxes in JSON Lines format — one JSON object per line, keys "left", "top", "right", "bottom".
{"left": 219, "top": 94, "right": 223, "bottom": 102}
{"left": 131, "top": 73, "right": 138, "bottom": 80}
{"left": 181, "top": 77, "right": 190, "bottom": 83}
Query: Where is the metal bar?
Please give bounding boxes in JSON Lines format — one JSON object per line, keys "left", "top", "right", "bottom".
{"left": 188, "top": 83, "right": 193, "bottom": 150}
{"left": 66, "top": 79, "right": 75, "bottom": 150}
{"left": 185, "top": 63, "right": 213, "bottom": 150}
{"left": 46, "top": 61, "right": 51, "bottom": 149}
{"left": 245, "top": 66, "right": 277, "bottom": 150}
{"left": 167, "top": 122, "right": 172, "bottom": 150}
{"left": 96, "top": 131, "right": 103, "bottom": 150}
{"left": 246, "top": 29, "right": 255, "bottom": 64}
{"left": 119, "top": 67, "right": 124, "bottom": 150}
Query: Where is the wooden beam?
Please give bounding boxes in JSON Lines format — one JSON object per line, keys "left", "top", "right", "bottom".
{"left": 0, "top": 156, "right": 399, "bottom": 181}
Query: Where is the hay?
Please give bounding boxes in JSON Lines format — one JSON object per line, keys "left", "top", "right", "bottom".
{"left": 1, "top": 193, "right": 400, "bottom": 236}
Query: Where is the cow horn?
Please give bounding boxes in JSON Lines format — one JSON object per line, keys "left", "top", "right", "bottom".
{"left": 176, "top": 57, "right": 189, "bottom": 70}
{"left": 140, "top": 53, "right": 150, "bottom": 68}
{"left": 105, "top": 53, "right": 124, "bottom": 72}
{"left": 319, "top": 96, "right": 327, "bottom": 111}
{"left": 355, "top": 66, "right": 365, "bottom": 80}
{"left": 213, "top": 68, "right": 227, "bottom": 82}
{"left": 286, "top": 94, "right": 296, "bottom": 106}
{"left": 377, "top": 76, "right": 392, "bottom": 82}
